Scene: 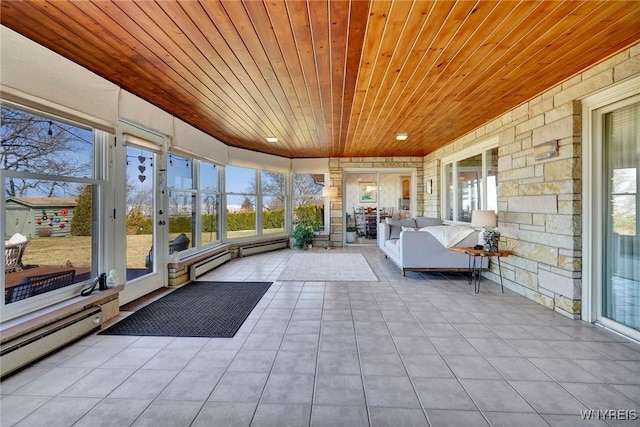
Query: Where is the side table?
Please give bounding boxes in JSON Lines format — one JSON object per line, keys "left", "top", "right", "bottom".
{"left": 450, "top": 247, "right": 511, "bottom": 294}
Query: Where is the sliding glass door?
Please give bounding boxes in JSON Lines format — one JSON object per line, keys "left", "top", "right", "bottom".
{"left": 601, "top": 101, "right": 639, "bottom": 334}
{"left": 344, "top": 171, "right": 412, "bottom": 245}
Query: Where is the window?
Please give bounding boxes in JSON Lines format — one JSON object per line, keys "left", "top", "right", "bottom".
{"left": 200, "top": 161, "right": 220, "bottom": 245}
{"left": 167, "top": 154, "right": 195, "bottom": 250}
{"left": 292, "top": 173, "right": 325, "bottom": 229}
{"left": 2, "top": 103, "right": 108, "bottom": 313}
{"left": 224, "top": 166, "right": 289, "bottom": 239}
{"left": 225, "top": 166, "right": 257, "bottom": 239}
{"left": 442, "top": 140, "right": 498, "bottom": 223}
{"left": 261, "top": 171, "right": 285, "bottom": 235}
{"left": 166, "top": 154, "right": 221, "bottom": 251}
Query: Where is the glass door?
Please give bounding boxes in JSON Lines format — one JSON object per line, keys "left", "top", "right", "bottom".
{"left": 120, "top": 143, "right": 167, "bottom": 303}
{"left": 601, "top": 102, "right": 639, "bottom": 335}
{"left": 345, "top": 172, "right": 377, "bottom": 245}
{"left": 344, "top": 171, "right": 412, "bottom": 245}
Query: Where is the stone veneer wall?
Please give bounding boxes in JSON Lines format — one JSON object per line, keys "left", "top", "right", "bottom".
{"left": 328, "top": 157, "right": 424, "bottom": 247}
{"left": 424, "top": 44, "right": 640, "bottom": 318}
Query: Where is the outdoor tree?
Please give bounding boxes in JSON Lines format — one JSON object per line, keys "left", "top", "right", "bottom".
{"left": 1, "top": 106, "right": 92, "bottom": 197}
{"left": 293, "top": 173, "right": 323, "bottom": 204}
{"left": 126, "top": 206, "right": 151, "bottom": 234}
{"left": 240, "top": 196, "right": 255, "bottom": 212}
{"left": 126, "top": 175, "right": 153, "bottom": 216}
{"left": 247, "top": 172, "right": 322, "bottom": 209}
{"left": 247, "top": 171, "right": 286, "bottom": 210}
{"left": 71, "top": 185, "right": 93, "bottom": 236}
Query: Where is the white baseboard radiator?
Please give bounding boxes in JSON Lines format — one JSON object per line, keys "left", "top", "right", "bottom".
{"left": 238, "top": 240, "right": 287, "bottom": 257}
{"left": 1, "top": 307, "right": 102, "bottom": 378}
{"left": 190, "top": 250, "right": 231, "bottom": 280}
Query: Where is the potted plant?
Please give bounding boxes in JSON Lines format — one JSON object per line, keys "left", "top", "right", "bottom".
{"left": 346, "top": 225, "right": 358, "bottom": 243}
{"left": 291, "top": 220, "right": 320, "bottom": 249}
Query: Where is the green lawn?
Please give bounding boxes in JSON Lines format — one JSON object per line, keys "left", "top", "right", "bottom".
{"left": 19, "top": 228, "right": 286, "bottom": 269}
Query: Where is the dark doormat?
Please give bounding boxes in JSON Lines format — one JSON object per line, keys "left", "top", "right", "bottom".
{"left": 99, "top": 281, "right": 271, "bottom": 338}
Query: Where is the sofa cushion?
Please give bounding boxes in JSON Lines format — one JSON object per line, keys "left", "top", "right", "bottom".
{"left": 415, "top": 217, "right": 442, "bottom": 228}
{"left": 384, "top": 238, "right": 399, "bottom": 256}
{"left": 385, "top": 218, "right": 417, "bottom": 239}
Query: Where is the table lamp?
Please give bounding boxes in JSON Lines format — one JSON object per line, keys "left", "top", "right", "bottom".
{"left": 471, "top": 210, "right": 499, "bottom": 252}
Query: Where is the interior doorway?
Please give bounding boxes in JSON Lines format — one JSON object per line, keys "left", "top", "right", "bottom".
{"left": 344, "top": 171, "right": 412, "bottom": 245}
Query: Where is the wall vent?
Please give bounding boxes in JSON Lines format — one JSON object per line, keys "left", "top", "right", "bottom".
{"left": 238, "top": 241, "right": 287, "bottom": 257}
{"left": 189, "top": 250, "right": 231, "bottom": 280}
{"left": 1, "top": 307, "right": 102, "bottom": 377}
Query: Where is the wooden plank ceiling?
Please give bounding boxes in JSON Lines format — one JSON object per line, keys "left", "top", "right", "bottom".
{"left": 2, "top": 1, "right": 640, "bottom": 158}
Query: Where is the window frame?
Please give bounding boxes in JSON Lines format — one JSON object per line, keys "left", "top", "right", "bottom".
{"left": 199, "top": 160, "right": 221, "bottom": 248}
{"left": 166, "top": 153, "right": 196, "bottom": 254}
{"left": 440, "top": 137, "right": 499, "bottom": 224}
{"left": 260, "top": 170, "right": 287, "bottom": 236}
{"left": 166, "top": 152, "right": 223, "bottom": 254}
{"left": 582, "top": 78, "right": 640, "bottom": 340}
{"left": 224, "top": 165, "right": 258, "bottom": 240}
{"left": 223, "top": 165, "right": 290, "bottom": 241}
{"left": 1, "top": 101, "right": 111, "bottom": 321}
{"left": 292, "top": 172, "right": 329, "bottom": 234}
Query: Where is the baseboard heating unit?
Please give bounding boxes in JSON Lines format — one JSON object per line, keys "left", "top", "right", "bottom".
{"left": 238, "top": 241, "right": 287, "bottom": 257}
{"left": 190, "top": 250, "right": 231, "bottom": 280}
{"left": 1, "top": 307, "right": 102, "bottom": 377}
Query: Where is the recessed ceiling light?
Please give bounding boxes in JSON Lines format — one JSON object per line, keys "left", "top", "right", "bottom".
{"left": 396, "top": 134, "right": 408, "bottom": 141}
{"left": 266, "top": 136, "right": 278, "bottom": 143}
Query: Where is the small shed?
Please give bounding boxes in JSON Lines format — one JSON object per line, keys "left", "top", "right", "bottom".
{"left": 5, "top": 197, "right": 77, "bottom": 238}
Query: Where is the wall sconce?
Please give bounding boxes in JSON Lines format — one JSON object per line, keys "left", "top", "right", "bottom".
{"left": 534, "top": 140, "right": 558, "bottom": 161}
{"left": 322, "top": 186, "right": 338, "bottom": 198}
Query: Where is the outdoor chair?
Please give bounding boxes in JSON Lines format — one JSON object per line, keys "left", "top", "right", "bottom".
{"left": 145, "top": 233, "right": 190, "bottom": 272}
{"left": 355, "top": 213, "right": 367, "bottom": 238}
{"left": 5, "top": 269, "right": 76, "bottom": 304}
{"left": 5, "top": 234, "right": 30, "bottom": 273}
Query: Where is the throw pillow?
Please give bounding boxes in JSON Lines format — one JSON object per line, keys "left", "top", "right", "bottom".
{"left": 385, "top": 218, "right": 417, "bottom": 239}
{"left": 401, "top": 226, "right": 418, "bottom": 232}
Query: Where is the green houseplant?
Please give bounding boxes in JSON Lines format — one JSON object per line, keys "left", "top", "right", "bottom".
{"left": 291, "top": 220, "right": 320, "bottom": 249}
{"left": 346, "top": 225, "right": 358, "bottom": 243}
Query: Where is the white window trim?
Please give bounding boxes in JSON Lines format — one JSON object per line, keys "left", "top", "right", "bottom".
{"left": 291, "top": 172, "right": 332, "bottom": 235}
{"left": 116, "top": 125, "right": 169, "bottom": 304}
{"left": 198, "top": 161, "right": 222, "bottom": 249}
{"left": 224, "top": 167, "right": 289, "bottom": 241}
{"left": 440, "top": 136, "right": 499, "bottom": 224}
{"left": 1, "top": 105, "right": 111, "bottom": 321}
{"left": 581, "top": 75, "right": 640, "bottom": 341}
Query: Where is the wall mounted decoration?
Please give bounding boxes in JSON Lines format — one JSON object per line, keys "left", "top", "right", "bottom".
{"left": 426, "top": 179, "right": 433, "bottom": 194}
{"left": 359, "top": 182, "right": 377, "bottom": 203}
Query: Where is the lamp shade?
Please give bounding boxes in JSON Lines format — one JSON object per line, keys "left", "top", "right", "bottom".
{"left": 322, "top": 186, "right": 338, "bottom": 197}
{"left": 471, "top": 210, "right": 496, "bottom": 228}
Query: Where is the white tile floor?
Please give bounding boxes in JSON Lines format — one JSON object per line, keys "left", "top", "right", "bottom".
{"left": 2, "top": 247, "right": 640, "bottom": 427}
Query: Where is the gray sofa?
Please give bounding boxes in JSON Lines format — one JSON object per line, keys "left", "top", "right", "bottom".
{"left": 378, "top": 217, "right": 488, "bottom": 275}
